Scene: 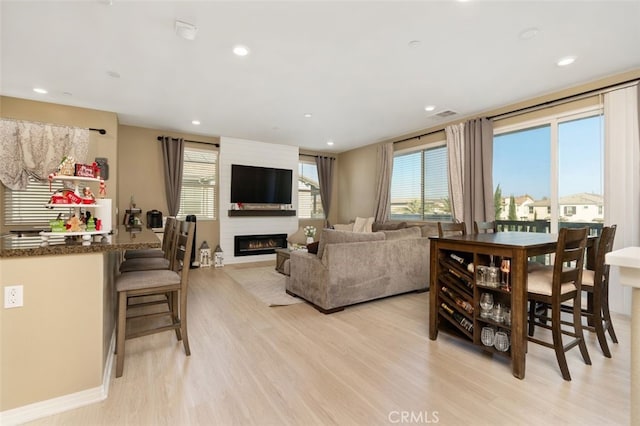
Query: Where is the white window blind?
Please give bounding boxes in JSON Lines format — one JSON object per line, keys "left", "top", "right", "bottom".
{"left": 390, "top": 145, "right": 450, "bottom": 221}
{"left": 4, "top": 178, "right": 66, "bottom": 226}
{"left": 177, "top": 147, "right": 218, "bottom": 220}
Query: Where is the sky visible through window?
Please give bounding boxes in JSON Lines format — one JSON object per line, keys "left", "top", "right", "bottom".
{"left": 494, "top": 115, "right": 602, "bottom": 200}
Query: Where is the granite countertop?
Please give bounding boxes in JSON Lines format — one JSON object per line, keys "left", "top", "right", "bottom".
{"left": 0, "top": 225, "right": 161, "bottom": 258}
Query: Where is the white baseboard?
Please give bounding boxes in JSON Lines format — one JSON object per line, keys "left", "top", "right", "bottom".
{"left": 0, "top": 331, "right": 115, "bottom": 426}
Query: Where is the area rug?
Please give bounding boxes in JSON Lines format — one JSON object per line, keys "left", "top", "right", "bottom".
{"left": 226, "top": 266, "right": 303, "bottom": 307}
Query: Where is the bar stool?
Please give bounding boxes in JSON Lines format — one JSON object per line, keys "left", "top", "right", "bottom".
{"left": 527, "top": 227, "right": 591, "bottom": 381}
{"left": 115, "top": 220, "right": 195, "bottom": 377}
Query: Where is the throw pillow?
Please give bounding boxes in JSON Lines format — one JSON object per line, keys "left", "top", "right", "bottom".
{"left": 317, "top": 228, "right": 386, "bottom": 259}
{"left": 352, "top": 216, "right": 374, "bottom": 233}
{"left": 333, "top": 223, "right": 354, "bottom": 231}
{"left": 307, "top": 241, "right": 319, "bottom": 254}
{"left": 287, "top": 227, "right": 307, "bottom": 246}
{"left": 382, "top": 226, "right": 422, "bottom": 241}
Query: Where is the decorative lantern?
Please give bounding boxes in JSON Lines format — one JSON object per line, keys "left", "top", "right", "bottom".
{"left": 214, "top": 244, "right": 224, "bottom": 268}
{"left": 199, "top": 241, "right": 211, "bottom": 268}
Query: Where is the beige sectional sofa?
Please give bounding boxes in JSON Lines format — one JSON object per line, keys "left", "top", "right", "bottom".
{"left": 286, "top": 226, "right": 432, "bottom": 313}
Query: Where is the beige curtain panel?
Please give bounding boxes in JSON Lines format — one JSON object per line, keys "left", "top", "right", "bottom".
{"left": 374, "top": 142, "right": 394, "bottom": 223}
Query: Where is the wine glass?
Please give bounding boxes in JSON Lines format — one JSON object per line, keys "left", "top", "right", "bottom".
{"left": 480, "top": 293, "right": 494, "bottom": 318}
{"left": 481, "top": 327, "right": 495, "bottom": 346}
{"left": 492, "top": 302, "right": 505, "bottom": 323}
{"left": 494, "top": 331, "right": 510, "bottom": 352}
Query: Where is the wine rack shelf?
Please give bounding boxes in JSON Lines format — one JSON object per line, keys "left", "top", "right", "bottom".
{"left": 431, "top": 245, "right": 514, "bottom": 358}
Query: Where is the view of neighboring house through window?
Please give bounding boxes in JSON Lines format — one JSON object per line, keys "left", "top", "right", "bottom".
{"left": 177, "top": 146, "right": 217, "bottom": 220}
{"left": 298, "top": 160, "right": 323, "bottom": 219}
{"left": 390, "top": 144, "right": 450, "bottom": 221}
{"left": 493, "top": 111, "right": 603, "bottom": 235}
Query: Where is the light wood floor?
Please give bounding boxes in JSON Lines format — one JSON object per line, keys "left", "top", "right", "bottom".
{"left": 31, "top": 262, "right": 630, "bottom": 425}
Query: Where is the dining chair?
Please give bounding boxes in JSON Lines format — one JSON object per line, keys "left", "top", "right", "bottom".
{"left": 123, "top": 217, "right": 176, "bottom": 260}
{"left": 437, "top": 221, "right": 467, "bottom": 238}
{"left": 559, "top": 225, "right": 618, "bottom": 357}
{"left": 119, "top": 217, "right": 178, "bottom": 272}
{"left": 527, "top": 227, "right": 591, "bottom": 381}
{"left": 474, "top": 220, "right": 498, "bottom": 234}
{"left": 115, "top": 220, "right": 195, "bottom": 377}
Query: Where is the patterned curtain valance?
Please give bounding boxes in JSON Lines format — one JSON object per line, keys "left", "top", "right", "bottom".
{"left": 0, "top": 118, "right": 90, "bottom": 190}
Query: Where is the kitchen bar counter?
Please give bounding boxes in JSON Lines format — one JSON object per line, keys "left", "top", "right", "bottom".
{"left": 0, "top": 225, "right": 160, "bottom": 258}
{"left": 0, "top": 225, "right": 161, "bottom": 417}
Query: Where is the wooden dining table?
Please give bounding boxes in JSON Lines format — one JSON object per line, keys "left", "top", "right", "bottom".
{"left": 428, "top": 231, "right": 596, "bottom": 379}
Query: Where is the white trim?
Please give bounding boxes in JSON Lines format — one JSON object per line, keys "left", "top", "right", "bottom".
{"left": 0, "top": 331, "right": 115, "bottom": 425}
{"left": 494, "top": 105, "right": 603, "bottom": 135}
{"left": 393, "top": 139, "right": 445, "bottom": 156}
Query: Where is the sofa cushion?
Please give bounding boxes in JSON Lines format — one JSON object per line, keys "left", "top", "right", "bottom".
{"left": 287, "top": 226, "right": 307, "bottom": 246}
{"left": 333, "top": 223, "right": 354, "bottom": 231}
{"left": 419, "top": 223, "right": 439, "bottom": 238}
{"left": 317, "top": 228, "right": 385, "bottom": 259}
{"left": 352, "top": 216, "right": 374, "bottom": 233}
{"left": 372, "top": 221, "right": 407, "bottom": 232}
{"left": 382, "top": 226, "right": 422, "bottom": 241}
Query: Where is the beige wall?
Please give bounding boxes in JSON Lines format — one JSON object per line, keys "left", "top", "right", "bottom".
{"left": 0, "top": 254, "right": 105, "bottom": 411}
{"left": 0, "top": 96, "right": 119, "bottom": 234}
{"left": 336, "top": 143, "right": 377, "bottom": 223}
{"left": 118, "top": 125, "right": 220, "bottom": 251}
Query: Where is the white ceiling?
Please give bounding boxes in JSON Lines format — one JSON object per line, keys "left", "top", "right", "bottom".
{"left": 2, "top": 1, "right": 639, "bottom": 153}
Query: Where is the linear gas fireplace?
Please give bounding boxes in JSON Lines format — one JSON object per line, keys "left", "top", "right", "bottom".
{"left": 234, "top": 233, "right": 287, "bottom": 257}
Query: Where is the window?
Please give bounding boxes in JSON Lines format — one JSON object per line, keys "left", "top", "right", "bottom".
{"left": 298, "top": 161, "right": 323, "bottom": 219}
{"left": 177, "top": 147, "right": 217, "bottom": 220}
{"left": 493, "top": 110, "right": 603, "bottom": 233}
{"left": 3, "top": 178, "right": 65, "bottom": 226}
{"left": 390, "top": 144, "right": 450, "bottom": 221}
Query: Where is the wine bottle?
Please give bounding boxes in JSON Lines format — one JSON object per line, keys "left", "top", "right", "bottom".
{"left": 453, "top": 312, "right": 474, "bottom": 333}
{"left": 441, "top": 302, "right": 473, "bottom": 333}
{"left": 448, "top": 268, "right": 474, "bottom": 291}
{"left": 441, "top": 286, "right": 474, "bottom": 314}
{"left": 450, "top": 253, "right": 475, "bottom": 273}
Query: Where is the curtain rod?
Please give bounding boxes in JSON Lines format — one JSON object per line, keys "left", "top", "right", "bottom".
{"left": 300, "top": 153, "right": 336, "bottom": 160}
{"left": 392, "top": 77, "right": 640, "bottom": 145}
{"left": 157, "top": 136, "right": 220, "bottom": 147}
{"left": 1, "top": 118, "right": 107, "bottom": 135}
{"left": 487, "top": 77, "right": 639, "bottom": 121}
{"left": 392, "top": 129, "right": 443, "bottom": 145}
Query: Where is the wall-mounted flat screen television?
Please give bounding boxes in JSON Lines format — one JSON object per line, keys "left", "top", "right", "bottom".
{"left": 230, "top": 164, "right": 293, "bottom": 204}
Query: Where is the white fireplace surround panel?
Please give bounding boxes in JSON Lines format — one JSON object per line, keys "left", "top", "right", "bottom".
{"left": 220, "top": 137, "right": 299, "bottom": 264}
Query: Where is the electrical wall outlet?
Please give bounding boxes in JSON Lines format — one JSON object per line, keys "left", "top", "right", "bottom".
{"left": 4, "top": 285, "right": 24, "bottom": 308}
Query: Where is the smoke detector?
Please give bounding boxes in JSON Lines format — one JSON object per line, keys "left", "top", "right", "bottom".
{"left": 175, "top": 20, "right": 198, "bottom": 40}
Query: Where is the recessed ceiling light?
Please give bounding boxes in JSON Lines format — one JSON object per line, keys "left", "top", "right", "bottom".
{"left": 192, "top": 120, "right": 201, "bottom": 125}
{"left": 233, "top": 45, "right": 250, "bottom": 56}
{"left": 424, "top": 105, "right": 436, "bottom": 112}
{"left": 519, "top": 27, "right": 539, "bottom": 40}
{"left": 408, "top": 40, "right": 421, "bottom": 49}
{"left": 33, "top": 87, "right": 47, "bottom": 94}
{"left": 327, "top": 140, "right": 334, "bottom": 146}
{"left": 106, "top": 70, "right": 120, "bottom": 79}
{"left": 175, "top": 20, "right": 198, "bottom": 41}
{"left": 557, "top": 56, "right": 576, "bottom": 67}
{"left": 303, "top": 113, "right": 312, "bottom": 118}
